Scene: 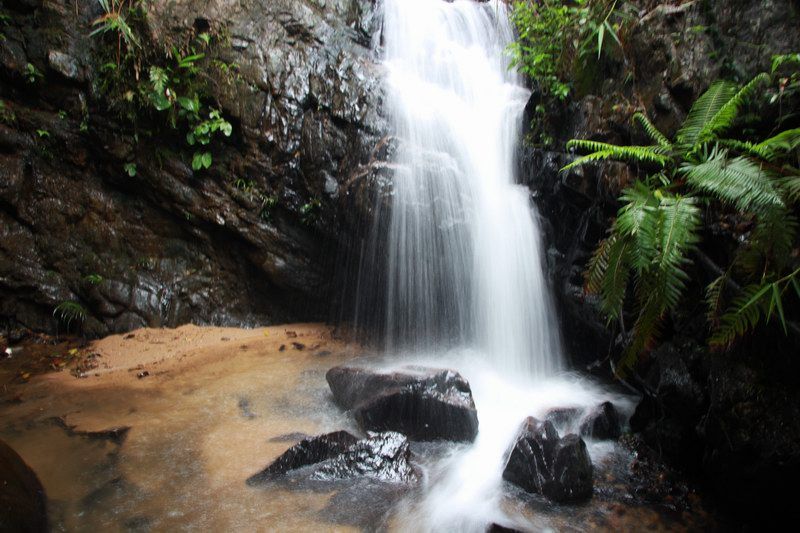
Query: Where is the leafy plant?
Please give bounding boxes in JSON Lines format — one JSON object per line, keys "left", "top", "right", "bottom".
{"left": 508, "top": 0, "right": 626, "bottom": 101}
{"left": 24, "top": 63, "right": 43, "bottom": 84}
{"left": 91, "top": 0, "right": 140, "bottom": 65}
{"left": 300, "top": 199, "right": 321, "bottom": 226}
{"left": 0, "top": 100, "right": 15, "bottom": 125}
{"left": 53, "top": 301, "right": 87, "bottom": 331}
{"left": 83, "top": 274, "right": 105, "bottom": 285}
{"left": 123, "top": 162, "right": 137, "bottom": 176}
{"left": 565, "top": 71, "right": 800, "bottom": 371}
{"left": 36, "top": 129, "right": 50, "bottom": 138}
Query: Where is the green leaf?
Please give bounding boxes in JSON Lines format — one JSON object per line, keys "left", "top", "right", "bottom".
{"left": 201, "top": 152, "right": 212, "bottom": 168}
{"left": 123, "top": 163, "right": 137, "bottom": 177}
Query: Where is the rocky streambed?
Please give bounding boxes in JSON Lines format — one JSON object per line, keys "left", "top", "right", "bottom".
{"left": 1, "top": 324, "right": 720, "bottom": 531}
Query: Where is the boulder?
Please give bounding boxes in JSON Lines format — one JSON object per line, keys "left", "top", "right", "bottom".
{"left": 246, "top": 430, "right": 358, "bottom": 485}
{"left": 502, "top": 417, "right": 559, "bottom": 494}
{"left": 502, "top": 417, "right": 594, "bottom": 503}
{"left": 326, "top": 366, "right": 479, "bottom": 442}
{"left": 0, "top": 439, "right": 47, "bottom": 532}
{"left": 542, "top": 435, "right": 594, "bottom": 503}
{"left": 579, "top": 402, "right": 621, "bottom": 441}
{"left": 311, "top": 431, "right": 417, "bottom": 483}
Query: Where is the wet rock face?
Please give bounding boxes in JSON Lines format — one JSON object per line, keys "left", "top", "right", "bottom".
{"left": 246, "top": 430, "right": 359, "bottom": 485}
{"left": 248, "top": 431, "right": 418, "bottom": 485}
{"left": 0, "top": 439, "right": 48, "bottom": 532}
{"left": 502, "top": 417, "right": 593, "bottom": 503}
{"left": 326, "top": 366, "right": 479, "bottom": 442}
{"left": 502, "top": 417, "right": 560, "bottom": 494}
{"left": 0, "top": 0, "right": 388, "bottom": 335}
{"left": 311, "top": 431, "right": 417, "bottom": 483}
{"left": 579, "top": 402, "right": 621, "bottom": 441}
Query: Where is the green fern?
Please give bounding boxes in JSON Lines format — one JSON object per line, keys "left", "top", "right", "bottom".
{"left": 563, "top": 140, "right": 670, "bottom": 170}
{"left": 779, "top": 174, "right": 800, "bottom": 203}
{"left": 694, "top": 73, "right": 769, "bottom": 144}
{"left": 753, "top": 128, "right": 800, "bottom": 162}
{"left": 53, "top": 301, "right": 87, "bottom": 330}
{"left": 633, "top": 113, "right": 672, "bottom": 149}
{"left": 675, "top": 81, "right": 738, "bottom": 150}
{"left": 710, "top": 268, "right": 800, "bottom": 348}
{"left": 680, "top": 148, "right": 784, "bottom": 216}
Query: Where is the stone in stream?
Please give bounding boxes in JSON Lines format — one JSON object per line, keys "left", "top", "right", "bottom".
{"left": 541, "top": 435, "right": 594, "bottom": 502}
{"left": 246, "top": 431, "right": 359, "bottom": 484}
{"left": 502, "top": 417, "right": 594, "bottom": 503}
{"left": 247, "top": 431, "right": 418, "bottom": 485}
{"left": 311, "top": 431, "right": 417, "bottom": 483}
{"left": 0, "top": 439, "right": 48, "bottom": 532}
{"left": 502, "top": 417, "right": 560, "bottom": 494}
{"left": 326, "top": 366, "right": 479, "bottom": 442}
{"left": 579, "top": 401, "right": 622, "bottom": 441}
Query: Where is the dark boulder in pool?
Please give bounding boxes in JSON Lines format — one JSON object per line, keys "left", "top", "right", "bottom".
{"left": 502, "top": 416, "right": 560, "bottom": 494}
{"left": 248, "top": 431, "right": 417, "bottom": 485}
{"left": 502, "top": 417, "right": 594, "bottom": 503}
{"left": 312, "top": 431, "right": 417, "bottom": 483}
{"left": 579, "top": 401, "right": 621, "bottom": 441}
{"left": 247, "top": 430, "right": 358, "bottom": 484}
{"left": 0, "top": 439, "right": 48, "bottom": 532}
{"left": 326, "top": 366, "right": 479, "bottom": 442}
{"left": 542, "top": 435, "right": 594, "bottom": 502}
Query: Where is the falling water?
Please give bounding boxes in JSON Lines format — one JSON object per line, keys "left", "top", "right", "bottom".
{"left": 377, "top": 0, "right": 562, "bottom": 378}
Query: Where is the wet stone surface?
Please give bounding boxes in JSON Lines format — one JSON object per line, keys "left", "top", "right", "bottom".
{"left": 327, "top": 365, "right": 479, "bottom": 442}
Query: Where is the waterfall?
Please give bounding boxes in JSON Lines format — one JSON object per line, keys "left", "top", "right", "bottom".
{"left": 366, "top": 0, "right": 562, "bottom": 378}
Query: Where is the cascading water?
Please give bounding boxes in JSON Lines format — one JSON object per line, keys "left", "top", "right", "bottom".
{"left": 355, "top": 1, "right": 635, "bottom": 530}
{"left": 378, "top": 0, "right": 561, "bottom": 376}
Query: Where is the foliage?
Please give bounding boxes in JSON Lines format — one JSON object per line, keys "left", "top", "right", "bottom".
{"left": 53, "top": 301, "right": 87, "bottom": 331}
{"left": 91, "top": 0, "right": 140, "bottom": 64}
{"left": 24, "top": 63, "right": 43, "bottom": 84}
{"left": 90, "top": 0, "right": 236, "bottom": 172}
{"left": 0, "top": 100, "right": 16, "bottom": 125}
{"left": 565, "top": 69, "right": 800, "bottom": 372}
{"left": 508, "top": 0, "right": 626, "bottom": 101}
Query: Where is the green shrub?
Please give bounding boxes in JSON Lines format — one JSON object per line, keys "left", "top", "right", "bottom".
{"left": 565, "top": 70, "right": 800, "bottom": 373}
{"left": 508, "top": 0, "right": 625, "bottom": 100}
{"left": 90, "top": 0, "right": 235, "bottom": 172}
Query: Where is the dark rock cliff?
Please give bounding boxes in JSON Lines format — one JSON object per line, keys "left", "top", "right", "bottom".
{"left": 519, "top": 0, "right": 800, "bottom": 523}
{"left": 0, "top": 0, "right": 387, "bottom": 336}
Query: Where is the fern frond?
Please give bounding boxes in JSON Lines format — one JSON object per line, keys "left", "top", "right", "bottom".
{"left": 614, "top": 181, "right": 661, "bottom": 274}
{"left": 563, "top": 140, "right": 670, "bottom": 170}
{"left": 696, "top": 73, "right": 770, "bottom": 143}
{"left": 735, "top": 211, "right": 797, "bottom": 276}
{"left": 779, "top": 173, "right": 800, "bottom": 204}
{"left": 676, "top": 80, "right": 738, "bottom": 150}
{"left": 753, "top": 128, "right": 800, "bottom": 162}
{"left": 710, "top": 282, "right": 772, "bottom": 348}
{"left": 706, "top": 274, "right": 728, "bottom": 327}
{"left": 633, "top": 113, "right": 671, "bottom": 148}
{"left": 681, "top": 149, "right": 784, "bottom": 216}
{"left": 653, "top": 194, "right": 702, "bottom": 310}
{"left": 585, "top": 233, "right": 634, "bottom": 321}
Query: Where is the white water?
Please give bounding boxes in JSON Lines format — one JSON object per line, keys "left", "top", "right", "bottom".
{"left": 374, "top": 1, "right": 635, "bottom": 531}
{"left": 382, "top": 0, "right": 561, "bottom": 378}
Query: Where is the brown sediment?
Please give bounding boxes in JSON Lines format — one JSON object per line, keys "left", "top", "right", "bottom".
{"left": 0, "top": 323, "right": 366, "bottom": 531}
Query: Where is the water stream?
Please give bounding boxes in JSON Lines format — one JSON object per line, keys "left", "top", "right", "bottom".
{"left": 378, "top": 0, "right": 561, "bottom": 377}
{"left": 363, "top": 1, "right": 635, "bottom": 530}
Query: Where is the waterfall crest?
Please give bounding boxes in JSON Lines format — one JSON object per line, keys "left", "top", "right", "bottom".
{"left": 361, "top": 0, "right": 562, "bottom": 378}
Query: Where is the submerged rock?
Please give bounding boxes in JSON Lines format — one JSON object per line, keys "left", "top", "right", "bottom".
{"left": 542, "top": 435, "right": 594, "bottom": 502}
{"left": 312, "top": 431, "right": 417, "bottom": 483}
{"left": 0, "top": 439, "right": 47, "bottom": 532}
{"left": 502, "top": 417, "right": 594, "bottom": 503}
{"left": 579, "top": 401, "right": 622, "bottom": 441}
{"left": 502, "top": 417, "right": 560, "bottom": 494}
{"left": 247, "top": 430, "right": 358, "bottom": 485}
{"left": 326, "top": 366, "right": 479, "bottom": 442}
{"left": 248, "top": 430, "right": 417, "bottom": 485}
